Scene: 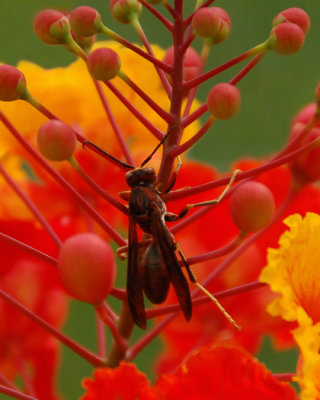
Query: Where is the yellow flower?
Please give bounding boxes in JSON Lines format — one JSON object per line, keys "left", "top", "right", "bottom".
{"left": 260, "top": 213, "right": 320, "bottom": 399}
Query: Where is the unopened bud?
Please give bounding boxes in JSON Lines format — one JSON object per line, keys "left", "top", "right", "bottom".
{"left": 0, "top": 65, "right": 27, "bottom": 101}
{"left": 192, "top": 7, "right": 221, "bottom": 39}
{"left": 69, "top": 6, "right": 102, "bottom": 37}
{"left": 87, "top": 48, "right": 121, "bottom": 81}
{"left": 207, "top": 83, "right": 241, "bottom": 120}
{"left": 37, "top": 120, "right": 76, "bottom": 161}
{"left": 110, "top": 0, "right": 142, "bottom": 24}
{"left": 230, "top": 181, "right": 275, "bottom": 233}
{"left": 273, "top": 8, "right": 310, "bottom": 35}
{"left": 33, "top": 9, "right": 65, "bottom": 45}
{"left": 269, "top": 22, "right": 305, "bottom": 55}
{"left": 58, "top": 233, "right": 116, "bottom": 305}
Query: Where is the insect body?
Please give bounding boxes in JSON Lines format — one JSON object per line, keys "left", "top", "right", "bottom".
{"left": 123, "top": 166, "right": 192, "bottom": 329}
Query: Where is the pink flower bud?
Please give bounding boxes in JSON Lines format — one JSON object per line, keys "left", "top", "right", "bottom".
{"left": 87, "top": 48, "right": 121, "bottom": 81}
{"left": 58, "top": 233, "right": 116, "bottom": 305}
{"left": 289, "top": 104, "right": 320, "bottom": 184}
{"left": 0, "top": 65, "right": 27, "bottom": 101}
{"left": 207, "top": 83, "right": 241, "bottom": 120}
{"left": 230, "top": 182, "right": 275, "bottom": 233}
{"left": 37, "top": 120, "right": 76, "bottom": 161}
{"left": 49, "top": 16, "right": 71, "bottom": 43}
{"left": 163, "top": 46, "right": 201, "bottom": 82}
{"left": 69, "top": 6, "right": 102, "bottom": 37}
{"left": 210, "top": 7, "right": 231, "bottom": 44}
{"left": 192, "top": 8, "right": 221, "bottom": 38}
{"left": 33, "top": 9, "right": 65, "bottom": 45}
{"left": 110, "top": 0, "right": 142, "bottom": 24}
{"left": 273, "top": 8, "right": 310, "bottom": 35}
{"left": 269, "top": 22, "right": 305, "bottom": 55}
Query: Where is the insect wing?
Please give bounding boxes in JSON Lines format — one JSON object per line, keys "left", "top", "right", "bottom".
{"left": 150, "top": 206, "right": 192, "bottom": 321}
{"left": 127, "top": 214, "right": 147, "bottom": 329}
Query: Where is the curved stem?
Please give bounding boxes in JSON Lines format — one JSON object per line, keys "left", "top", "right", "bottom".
{"left": 0, "top": 385, "right": 37, "bottom": 400}
{"left": 138, "top": 0, "right": 173, "bottom": 31}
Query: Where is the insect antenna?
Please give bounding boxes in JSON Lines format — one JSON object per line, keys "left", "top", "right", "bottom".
{"left": 141, "top": 124, "right": 180, "bottom": 167}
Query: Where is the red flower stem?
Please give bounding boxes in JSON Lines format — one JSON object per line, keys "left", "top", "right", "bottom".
{"left": 184, "top": 42, "right": 268, "bottom": 91}
{"left": 163, "top": 1, "right": 177, "bottom": 18}
{"left": 96, "top": 303, "right": 128, "bottom": 354}
{"left": 0, "top": 289, "right": 106, "bottom": 367}
{"left": 69, "top": 157, "right": 128, "bottom": 215}
{"left": 187, "top": 232, "right": 246, "bottom": 265}
{"left": 0, "top": 373, "right": 19, "bottom": 390}
{"left": 110, "top": 287, "right": 127, "bottom": 300}
{"left": 146, "top": 281, "right": 266, "bottom": 319}
{"left": 118, "top": 71, "right": 173, "bottom": 122}
{"left": 167, "top": 135, "right": 320, "bottom": 202}
{"left": 0, "top": 232, "right": 57, "bottom": 266}
{"left": 131, "top": 18, "right": 172, "bottom": 97}
{"left": 181, "top": 103, "right": 207, "bottom": 128}
{"left": 193, "top": 189, "right": 297, "bottom": 295}
{"left": 184, "top": 0, "right": 217, "bottom": 26}
{"left": 170, "top": 117, "right": 214, "bottom": 156}
{"left": 180, "top": 30, "right": 196, "bottom": 54}
{"left": 0, "top": 163, "right": 62, "bottom": 247}
{"left": 138, "top": 0, "right": 173, "bottom": 31}
{"left": 126, "top": 313, "right": 176, "bottom": 361}
{"left": 157, "top": 5, "right": 186, "bottom": 188}
{"left": 229, "top": 52, "right": 265, "bottom": 86}
{"left": 96, "top": 310, "right": 107, "bottom": 359}
{"left": 0, "top": 385, "right": 36, "bottom": 400}
{"left": 274, "top": 373, "right": 295, "bottom": 382}
{"left": 104, "top": 81, "right": 165, "bottom": 141}
{"left": 92, "top": 79, "right": 135, "bottom": 166}
{"left": 99, "top": 25, "right": 172, "bottom": 73}
{"left": 27, "top": 98, "right": 134, "bottom": 170}
{"left": 0, "top": 111, "right": 126, "bottom": 246}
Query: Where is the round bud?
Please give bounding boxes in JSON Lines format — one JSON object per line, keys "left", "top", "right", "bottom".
{"left": 69, "top": 6, "right": 102, "bottom": 37}
{"left": 87, "top": 48, "right": 121, "bottom": 81}
{"left": 268, "top": 22, "right": 305, "bottom": 55}
{"left": 0, "top": 65, "right": 27, "bottom": 101}
{"left": 37, "top": 120, "right": 76, "bottom": 161}
{"left": 273, "top": 8, "right": 310, "bottom": 35}
{"left": 230, "top": 181, "right": 275, "bottom": 233}
{"left": 58, "top": 233, "right": 116, "bottom": 305}
{"left": 207, "top": 83, "right": 241, "bottom": 120}
{"left": 110, "top": 0, "right": 142, "bottom": 24}
{"left": 33, "top": 9, "right": 65, "bottom": 45}
{"left": 49, "top": 16, "right": 71, "bottom": 43}
{"left": 163, "top": 46, "right": 201, "bottom": 83}
{"left": 192, "top": 7, "right": 221, "bottom": 38}
{"left": 288, "top": 104, "right": 320, "bottom": 184}
{"left": 210, "top": 7, "right": 231, "bottom": 43}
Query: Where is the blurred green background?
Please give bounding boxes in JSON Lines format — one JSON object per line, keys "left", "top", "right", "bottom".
{"left": 0, "top": 0, "right": 319, "bottom": 398}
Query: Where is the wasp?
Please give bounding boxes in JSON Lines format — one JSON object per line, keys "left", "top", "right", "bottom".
{"left": 119, "top": 165, "right": 192, "bottom": 329}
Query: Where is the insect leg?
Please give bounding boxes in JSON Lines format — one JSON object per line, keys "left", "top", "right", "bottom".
{"left": 176, "top": 243, "right": 241, "bottom": 331}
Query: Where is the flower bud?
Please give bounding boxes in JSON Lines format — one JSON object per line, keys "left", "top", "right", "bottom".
{"left": 207, "top": 83, "right": 241, "bottom": 120}
{"left": 163, "top": 46, "right": 201, "bottom": 83}
{"left": 33, "top": 9, "right": 65, "bottom": 45}
{"left": 0, "top": 65, "right": 27, "bottom": 101}
{"left": 110, "top": 0, "right": 142, "bottom": 24}
{"left": 289, "top": 104, "right": 320, "bottom": 184}
{"left": 192, "top": 7, "right": 221, "bottom": 38}
{"left": 37, "top": 120, "right": 76, "bottom": 161}
{"left": 58, "top": 233, "right": 116, "bottom": 305}
{"left": 273, "top": 8, "right": 310, "bottom": 35}
{"left": 49, "top": 16, "right": 71, "bottom": 43}
{"left": 210, "top": 7, "right": 231, "bottom": 44}
{"left": 230, "top": 181, "right": 275, "bottom": 233}
{"left": 268, "top": 22, "right": 305, "bottom": 55}
{"left": 87, "top": 48, "right": 121, "bottom": 81}
{"left": 69, "top": 6, "right": 102, "bottom": 37}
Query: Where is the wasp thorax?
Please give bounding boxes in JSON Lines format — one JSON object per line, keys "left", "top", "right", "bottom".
{"left": 125, "top": 166, "right": 156, "bottom": 187}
